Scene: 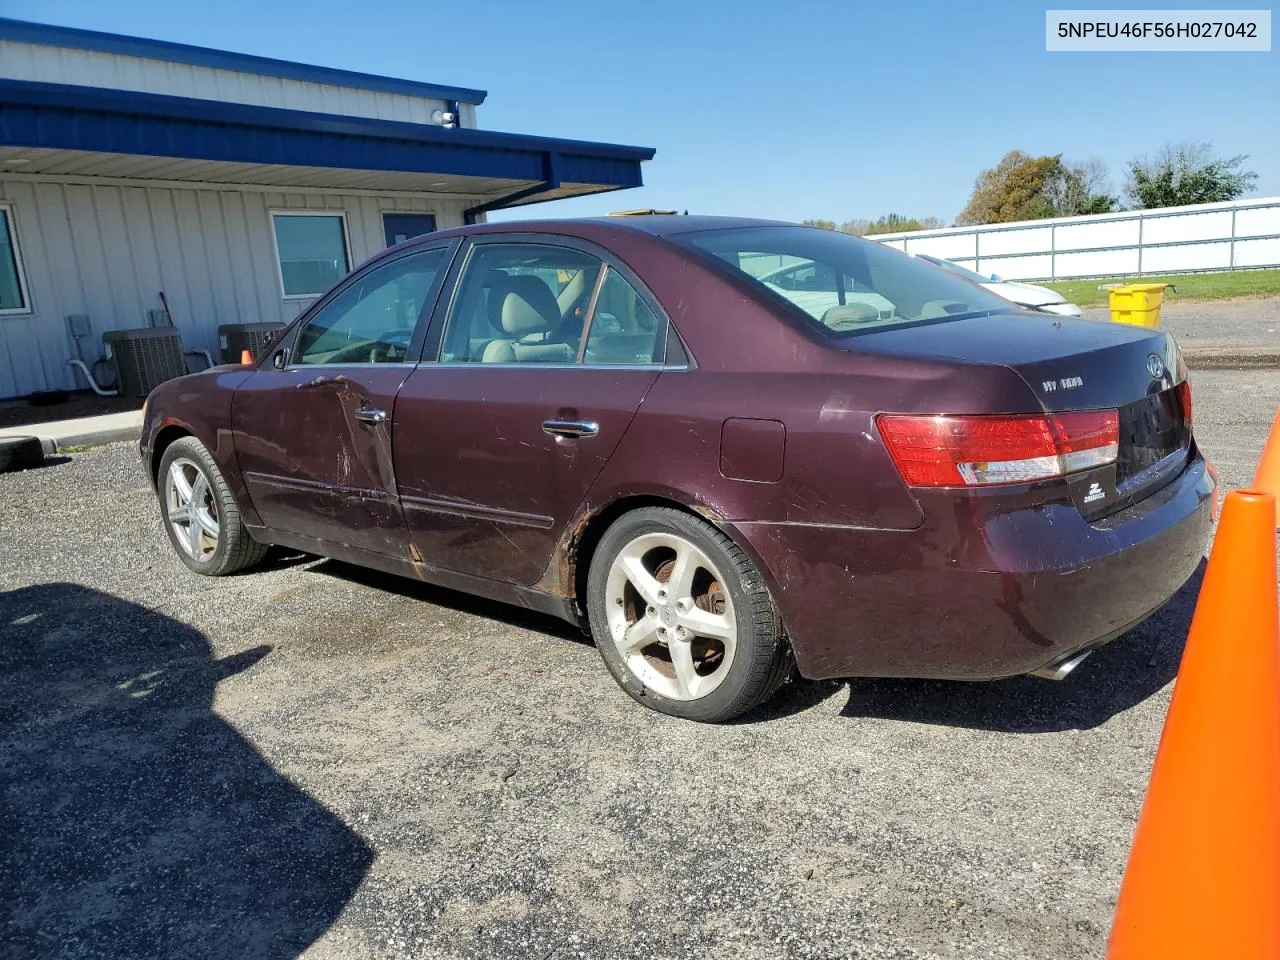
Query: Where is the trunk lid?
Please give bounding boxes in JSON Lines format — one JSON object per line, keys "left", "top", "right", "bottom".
{"left": 840, "top": 312, "right": 1180, "bottom": 410}
{"left": 844, "top": 312, "right": 1191, "bottom": 513}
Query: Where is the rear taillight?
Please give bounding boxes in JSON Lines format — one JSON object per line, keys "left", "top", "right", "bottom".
{"left": 877, "top": 411, "right": 1120, "bottom": 487}
{"left": 1176, "top": 379, "right": 1192, "bottom": 426}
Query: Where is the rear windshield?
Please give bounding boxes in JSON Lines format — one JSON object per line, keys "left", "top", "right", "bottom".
{"left": 676, "top": 226, "right": 1013, "bottom": 337}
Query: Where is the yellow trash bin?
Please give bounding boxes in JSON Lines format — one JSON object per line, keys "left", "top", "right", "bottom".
{"left": 1109, "top": 283, "right": 1170, "bottom": 328}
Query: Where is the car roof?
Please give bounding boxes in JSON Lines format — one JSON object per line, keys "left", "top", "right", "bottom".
{"left": 571, "top": 214, "right": 792, "bottom": 236}
{"left": 427, "top": 214, "right": 794, "bottom": 243}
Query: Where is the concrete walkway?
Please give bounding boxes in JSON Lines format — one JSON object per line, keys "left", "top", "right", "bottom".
{"left": 0, "top": 410, "right": 143, "bottom": 454}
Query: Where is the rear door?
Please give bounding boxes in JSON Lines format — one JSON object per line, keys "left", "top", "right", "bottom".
{"left": 392, "top": 237, "right": 669, "bottom": 584}
{"left": 233, "top": 242, "right": 456, "bottom": 556}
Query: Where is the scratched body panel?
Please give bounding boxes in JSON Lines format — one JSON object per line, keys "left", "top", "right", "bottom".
{"left": 230, "top": 365, "right": 411, "bottom": 556}
{"left": 392, "top": 366, "right": 658, "bottom": 584}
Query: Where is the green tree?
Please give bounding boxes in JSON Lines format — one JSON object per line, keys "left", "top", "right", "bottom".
{"left": 1125, "top": 142, "right": 1258, "bottom": 208}
{"left": 1043, "top": 158, "right": 1118, "bottom": 216}
{"left": 1079, "top": 193, "right": 1119, "bottom": 215}
{"left": 865, "top": 214, "right": 945, "bottom": 235}
{"left": 959, "top": 152, "right": 1119, "bottom": 223}
{"left": 802, "top": 216, "right": 942, "bottom": 235}
{"left": 957, "top": 151, "right": 1062, "bottom": 225}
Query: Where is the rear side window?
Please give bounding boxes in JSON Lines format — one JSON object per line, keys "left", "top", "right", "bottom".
{"left": 441, "top": 243, "right": 603, "bottom": 364}
{"left": 583, "top": 269, "right": 662, "bottom": 365}
{"left": 676, "top": 226, "right": 1012, "bottom": 337}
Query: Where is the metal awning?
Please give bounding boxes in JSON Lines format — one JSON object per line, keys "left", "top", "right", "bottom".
{"left": 0, "top": 79, "right": 654, "bottom": 213}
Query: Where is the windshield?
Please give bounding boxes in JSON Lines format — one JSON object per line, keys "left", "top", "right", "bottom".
{"left": 677, "top": 226, "right": 1013, "bottom": 336}
{"left": 918, "top": 255, "right": 995, "bottom": 285}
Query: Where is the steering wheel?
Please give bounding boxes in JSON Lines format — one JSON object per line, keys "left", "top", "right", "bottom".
{"left": 368, "top": 329, "right": 412, "bottom": 363}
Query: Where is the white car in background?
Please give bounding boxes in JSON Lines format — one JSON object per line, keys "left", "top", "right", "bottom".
{"left": 758, "top": 261, "right": 898, "bottom": 322}
{"left": 913, "top": 254, "right": 1083, "bottom": 317}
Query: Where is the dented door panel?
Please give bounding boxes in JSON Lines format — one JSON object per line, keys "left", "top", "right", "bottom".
{"left": 232, "top": 365, "right": 412, "bottom": 556}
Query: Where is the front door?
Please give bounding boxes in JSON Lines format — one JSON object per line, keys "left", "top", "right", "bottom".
{"left": 233, "top": 244, "right": 453, "bottom": 557}
{"left": 393, "top": 239, "right": 667, "bottom": 584}
{"left": 383, "top": 213, "right": 438, "bottom": 248}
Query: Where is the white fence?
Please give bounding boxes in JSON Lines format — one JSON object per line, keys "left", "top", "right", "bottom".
{"left": 871, "top": 196, "right": 1280, "bottom": 281}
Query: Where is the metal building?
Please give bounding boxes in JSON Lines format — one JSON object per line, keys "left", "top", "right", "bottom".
{"left": 0, "top": 17, "right": 655, "bottom": 399}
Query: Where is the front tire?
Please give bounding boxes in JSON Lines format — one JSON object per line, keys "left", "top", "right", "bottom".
{"left": 157, "top": 436, "right": 267, "bottom": 576}
{"left": 586, "top": 507, "right": 791, "bottom": 722}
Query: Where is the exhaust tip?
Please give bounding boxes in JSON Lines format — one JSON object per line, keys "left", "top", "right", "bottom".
{"left": 1030, "top": 649, "right": 1092, "bottom": 682}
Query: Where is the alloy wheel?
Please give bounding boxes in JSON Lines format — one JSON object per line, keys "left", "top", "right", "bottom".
{"left": 165, "top": 457, "right": 220, "bottom": 561}
{"left": 604, "top": 531, "right": 737, "bottom": 701}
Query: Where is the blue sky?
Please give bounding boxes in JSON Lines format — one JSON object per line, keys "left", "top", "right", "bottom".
{"left": 6, "top": 0, "right": 1277, "bottom": 224}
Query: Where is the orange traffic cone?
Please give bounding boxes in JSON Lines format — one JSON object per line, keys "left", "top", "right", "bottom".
{"left": 1107, "top": 489, "right": 1280, "bottom": 958}
{"left": 1255, "top": 407, "right": 1280, "bottom": 525}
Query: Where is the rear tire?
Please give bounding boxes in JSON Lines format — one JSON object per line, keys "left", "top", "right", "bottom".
{"left": 586, "top": 506, "right": 791, "bottom": 722}
{"left": 157, "top": 436, "right": 267, "bottom": 576}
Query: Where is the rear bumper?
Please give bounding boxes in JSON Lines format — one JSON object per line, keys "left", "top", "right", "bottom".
{"left": 729, "top": 452, "right": 1214, "bottom": 681}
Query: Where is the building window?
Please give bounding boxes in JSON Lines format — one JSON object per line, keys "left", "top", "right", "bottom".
{"left": 382, "top": 212, "right": 437, "bottom": 248}
{"left": 271, "top": 212, "right": 351, "bottom": 299}
{"left": 0, "top": 207, "right": 30, "bottom": 313}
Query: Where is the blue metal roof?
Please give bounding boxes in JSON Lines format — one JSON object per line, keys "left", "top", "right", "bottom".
{"left": 0, "top": 80, "right": 653, "bottom": 200}
{"left": 0, "top": 17, "right": 488, "bottom": 105}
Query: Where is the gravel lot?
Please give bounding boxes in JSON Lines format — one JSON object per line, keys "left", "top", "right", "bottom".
{"left": 1, "top": 369, "right": 1276, "bottom": 960}
{"left": 1083, "top": 294, "right": 1280, "bottom": 353}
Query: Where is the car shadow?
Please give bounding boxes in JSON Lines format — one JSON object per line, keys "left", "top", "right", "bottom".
{"left": 304, "top": 554, "right": 1199, "bottom": 734}
{"left": 0, "top": 583, "right": 374, "bottom": 960}
{"left": 827, "top": 561, "right": 1205, "bottom": 733}
{"left": 311, "top": 558, "right": 590, "bottom": 645}
{"left": 730, "top": 674, "right": 850, "bottom": 724}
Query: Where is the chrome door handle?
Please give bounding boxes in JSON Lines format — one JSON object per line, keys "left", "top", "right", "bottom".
{"left": 354, "top": 406, "right": 387, "bottom": 425}
{"left": 542, "top": 419, "right": 599, "bottom": 439}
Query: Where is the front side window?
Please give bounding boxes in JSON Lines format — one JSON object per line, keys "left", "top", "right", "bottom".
{"left": 272, "top": 214, "right": 351, "bottom": 298}
{"left": 294, "top": 248, "right": 446, "bottom": 364}
{"left": 440, "top": 243, "right": 604, "bottom": 364}
{"left": 0, "top": 209, "right": 28, "bottom": 312}
{"left": 677, "top": 226, "right": 1012, "bottom": 336}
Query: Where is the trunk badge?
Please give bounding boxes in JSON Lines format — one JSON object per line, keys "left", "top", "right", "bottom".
{"left": 1146, "top": 354, "right": 1165, "bottom": 379}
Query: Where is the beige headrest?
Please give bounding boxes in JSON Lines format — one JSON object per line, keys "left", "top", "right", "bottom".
{"left": 821, "top": 303, "right": 879, "bottom": 327}
{"left": 501, "top": 275, "right": 560, "bottom": 335}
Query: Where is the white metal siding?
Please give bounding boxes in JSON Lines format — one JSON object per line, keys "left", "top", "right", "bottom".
{"left": 872, "top": 197, "right": 1280, "bottom": 280}
{"left": 0, "top": 40, "right": 459, "bottom": 126}
{"left": 0, "top": 178, "right": 468, "bottom": 398}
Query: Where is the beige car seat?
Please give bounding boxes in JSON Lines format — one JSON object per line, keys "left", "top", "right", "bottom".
{"left": 481, "top": 275, "right": 575, "bottom": 363}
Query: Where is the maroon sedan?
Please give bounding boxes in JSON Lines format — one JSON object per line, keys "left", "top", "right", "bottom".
{"left": 141, "top": 217, "right": 1213, "bottom": 722}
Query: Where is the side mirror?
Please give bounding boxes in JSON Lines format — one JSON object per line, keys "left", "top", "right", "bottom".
{"left": 272, "top": 349, "right": 289, "bottom": 370}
